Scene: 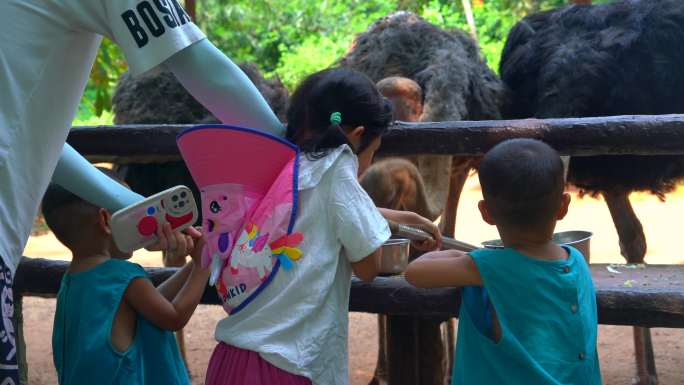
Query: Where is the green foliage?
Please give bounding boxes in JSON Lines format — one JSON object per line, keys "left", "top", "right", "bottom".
{"left": 197, "top": 0, "right": 396, "bottom": 89}
{"left": 89, "top": 38, "right": 127, "bottom": 117}
{"left": 274, "top": 35, "right": 348, "bottom": 90}
{"left": 74, "top": 88, "right": 114, "bottom": 126}
{"left": 79, "top": 0, "right": 617, "bottom": 122}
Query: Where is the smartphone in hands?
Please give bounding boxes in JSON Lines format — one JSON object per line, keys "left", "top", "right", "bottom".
{"left": 111, "top": 186, "right": 198, "bottom": 252}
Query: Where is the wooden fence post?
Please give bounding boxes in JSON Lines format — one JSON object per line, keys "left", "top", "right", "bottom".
{"left": 12, "top": 291, "right": 27, "bottom": 385}
{"left": 386, "top": 316, "right": 447, "bottom": 385}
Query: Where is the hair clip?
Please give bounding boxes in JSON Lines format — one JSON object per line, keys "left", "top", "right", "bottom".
{"left": 330, "top": 111, "right": 342, "bottom": 125}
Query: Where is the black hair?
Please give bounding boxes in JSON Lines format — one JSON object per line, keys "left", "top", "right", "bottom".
{"left": 285, "top": 67, "right": 393, "bottom": 159}
{"left": 478, "top": 139, "right": 565, "bottom": 229}
{"left": 41, "top": 168, "right": 125, "bottom": 248}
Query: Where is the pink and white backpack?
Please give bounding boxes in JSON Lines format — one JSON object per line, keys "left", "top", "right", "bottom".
{"left": 177, "top": 125, "right": 304, "bottom": 315}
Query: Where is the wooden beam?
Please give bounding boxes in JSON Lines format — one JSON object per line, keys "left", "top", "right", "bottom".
{"left": 381, "top": 115, "right": 684, "bottom": 157}
{"left": 15, "top": 258, "right": 684, "bottom": 328}
{"left": 66, "top": 115, "right": 684, "bottom": 163}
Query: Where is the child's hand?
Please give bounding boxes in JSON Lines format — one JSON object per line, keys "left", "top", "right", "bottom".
{"left": 189, "top": 234, "right": 207, "bottom": 269}
{"left": 378, "top": 208, "right": 443, "bottom": 251}
{"left": 398, "top": 211, "right": 442, "bottom": 251}
{"left": 153, "top": 224, "right": 201, "bottom": 266}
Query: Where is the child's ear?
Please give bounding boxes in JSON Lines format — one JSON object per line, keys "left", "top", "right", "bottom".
{"left": 556, "top": 193, "right": 571, "bottom": 220}
{"left": 98, "top": 208, "right": 113, "bottom": 235}
{"left": 349, "top": 125, "right": 365, "bottom": 138}
{"left": 478, "top": 200, "right": 496, "bottom": 225}
{"left": 346, "top": 125, "right": 365, "bottom": 150}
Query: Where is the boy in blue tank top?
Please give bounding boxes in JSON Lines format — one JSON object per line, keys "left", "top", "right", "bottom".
{"left": 406, "top": 139, "right": 602, "bottom": 385}
{"left": 41, "top": 169, "right": 210, "bottom": 385}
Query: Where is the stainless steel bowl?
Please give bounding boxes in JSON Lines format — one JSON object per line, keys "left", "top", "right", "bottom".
{"left": 378, "top": 238, "right": 410, "bottom": 274}
{"left": 482, "top": 230, "right": 593, "bottom": 262}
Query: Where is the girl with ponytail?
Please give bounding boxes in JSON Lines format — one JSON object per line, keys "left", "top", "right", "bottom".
{"left": 206, "top": 67, "right": 441, "bottom": 385}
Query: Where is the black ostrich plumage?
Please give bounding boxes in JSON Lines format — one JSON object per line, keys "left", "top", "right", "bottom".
{"left": 111, "top": 62, "right": 289, "bottom": 221}
{"left": 500, "top": 0, "right": 684, "bottom": 197}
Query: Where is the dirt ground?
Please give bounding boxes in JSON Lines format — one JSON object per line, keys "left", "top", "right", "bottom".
{"left": 22, "top": 175, "right": 684, "bottom": 384}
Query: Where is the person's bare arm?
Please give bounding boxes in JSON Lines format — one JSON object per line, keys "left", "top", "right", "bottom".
{"left": 124, "top": 227, "right": 209, "bottom": 331}
{"left": 124, "top": 264, "right": 209, "bottom": 331}
{"left": 378, "top": 208, "right": 442, "bottom": 251}
{"left": 156, "top": 227, "right": 202, "bottom": 301}
{"left": 377, "top": 208, "right": 405, "bottom": 219}
{"left": 157, "top": 262, "right": 193, "bottom": 301}
{"left": 350, "top": 209, "right": 440, "bottom": 281}
{"left": 164, "top": 40, "right": 284, "bottom": 136}
{"left": 351, "top": 248, "right": 382, "bottom": 282}
{"left": 405, "top": 250, "right": 482, "bottom": 288}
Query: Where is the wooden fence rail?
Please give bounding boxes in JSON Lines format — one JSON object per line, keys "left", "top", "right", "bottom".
{"left": 15, "top": 258, "right": 684, "bottom": 328}
{"left": 68, "top": 114, "right": 684, "bottom": 163}
{"left": 34, "top": 114, "right": 684, "bottom": 385}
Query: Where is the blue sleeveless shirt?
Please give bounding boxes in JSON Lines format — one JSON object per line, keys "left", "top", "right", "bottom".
{"left": 53, "top": 259, "right": 189, "bottom": 385}
{"left": 453, "top": 246, "right": 602, "bottom": 385}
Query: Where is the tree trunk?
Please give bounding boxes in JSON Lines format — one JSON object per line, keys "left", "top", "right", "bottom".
{"left": 185, "top": 0, "right": 196, "bottom": 20}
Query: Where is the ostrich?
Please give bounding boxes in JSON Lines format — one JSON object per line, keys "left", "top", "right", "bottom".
{"left": 112, "top": 62, "right": 289, "bottom": 219}
{"left": 113, "top": 62, "right": 289, "bottom": 125}
{"left": 500, "top": 1, "right": 684, "bottom": 383}
{"left": 500, "top": 0, "right": 684, "bottom": 264}
{"left": 341, "top": 12, "right": 504, "bottom": 385}
{"left": 341, "top": 12, "right": 503, "bottom": 233}
{"left": 111, "top": 62, "right": 288, "bottom": 364}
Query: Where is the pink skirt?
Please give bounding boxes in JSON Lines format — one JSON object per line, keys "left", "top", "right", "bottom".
{"left": 206, "top": 342, "right": 313, "bottom": 385}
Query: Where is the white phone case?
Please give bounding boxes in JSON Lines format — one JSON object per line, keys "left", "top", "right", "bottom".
{"left": 111, "top": 186, "right": 199, "bottom": 252}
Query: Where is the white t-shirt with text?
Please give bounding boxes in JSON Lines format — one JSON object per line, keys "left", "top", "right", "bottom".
{"left": 0, "top": 0, "right": 205, "bottom": 271}
{"left": 215, "top": 145, "right": 391, "bottom": 385}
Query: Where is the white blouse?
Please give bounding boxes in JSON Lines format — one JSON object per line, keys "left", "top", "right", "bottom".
{"left": 215, "top": 145, "right": 390, "bottom": 385}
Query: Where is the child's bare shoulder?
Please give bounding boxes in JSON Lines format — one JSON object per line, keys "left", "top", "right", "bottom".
{"left": 106, "top": 259, "right": 148, "bottom": 281}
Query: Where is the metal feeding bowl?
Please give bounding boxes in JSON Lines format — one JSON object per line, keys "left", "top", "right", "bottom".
{"left": 481, "top": 231, "right": 593, "bottom": 262}
{"left": 378, "top": 238, "right": 410, "bottom": 275}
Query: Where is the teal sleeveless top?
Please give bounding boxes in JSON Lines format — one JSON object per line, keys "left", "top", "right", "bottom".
{"left": 53, "top": 259, "right": 189, "bottom": 385}
{"left": 453, "top": 246, "right": 602, "bottom": 385}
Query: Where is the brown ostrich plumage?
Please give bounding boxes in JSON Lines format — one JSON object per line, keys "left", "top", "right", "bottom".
{"left": 340, "top": 11, "right": 504, "bottom": 212}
